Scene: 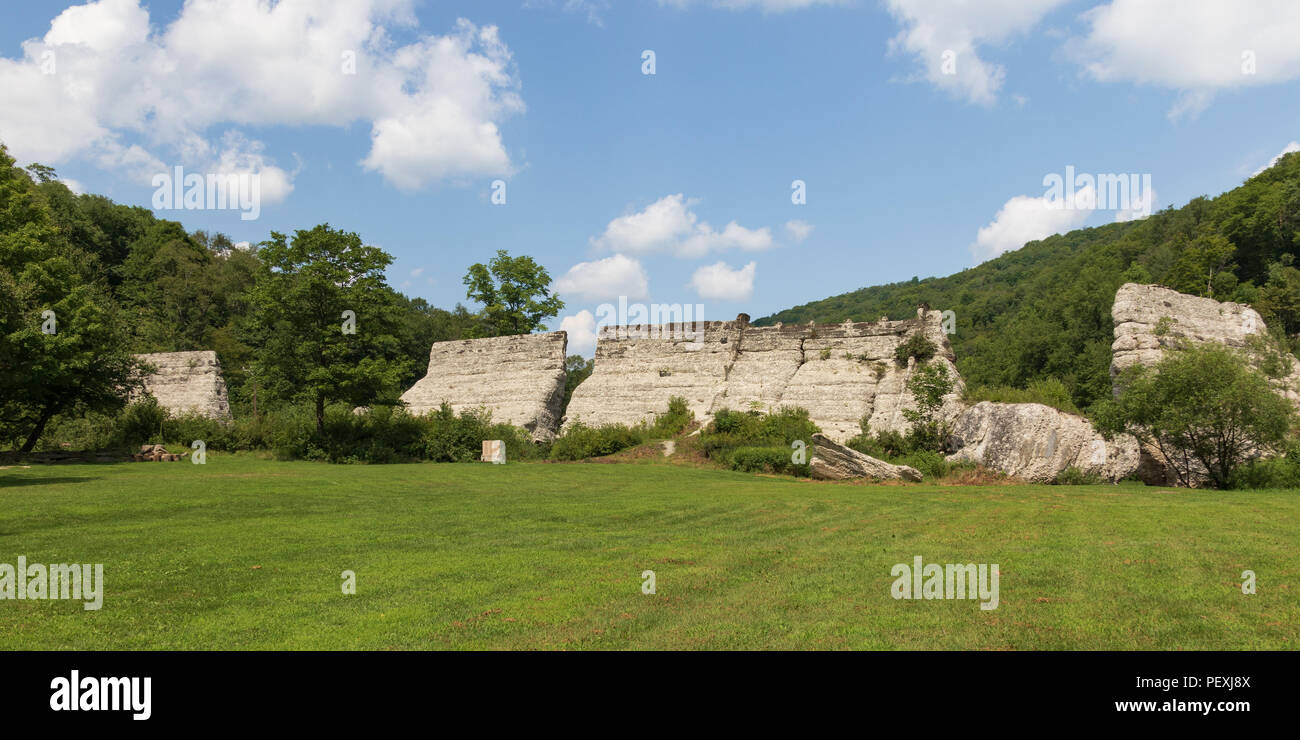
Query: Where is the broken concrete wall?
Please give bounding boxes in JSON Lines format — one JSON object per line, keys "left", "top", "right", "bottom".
{"left": 563, "top": 309, "right": 964, "bottom": 441}
{"left": 134, "top": 351, "right": 233, "bottom": 421}
{"left": 399, "top": 331, "right": 568, "bottom": 441}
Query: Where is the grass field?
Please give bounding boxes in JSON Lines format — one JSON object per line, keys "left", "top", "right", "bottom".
{"left": 1, "top": 454, "right": 1297, "bottom": 650}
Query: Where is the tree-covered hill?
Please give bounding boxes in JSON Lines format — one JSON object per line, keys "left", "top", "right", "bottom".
{"left": 757, "top": 153, "right": 1300, "bottom": 411}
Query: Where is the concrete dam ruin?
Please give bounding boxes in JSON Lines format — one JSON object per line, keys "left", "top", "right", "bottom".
{"left": 563, "top": 308, "right": 965, "bottom": 441}
{"left": 133, "top": 351, "right": 233, "bottom": 421}
{"left": 399, "top": 331, "right": 568, "bottom": 441}
{"left": 381, "top": 282, "right": 1290, "bottom": 485}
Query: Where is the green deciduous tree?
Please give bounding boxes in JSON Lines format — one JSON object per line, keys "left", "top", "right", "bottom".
{"left": 244, "top": 224, "right": 410, "bottom": 433}
{"left": 0, "top": 144, "right": 145, "bottom": 453}
{"left": 463, "top": 249, "right": 564, "bottom": 337}
{"left": 902, "top": 360, "right": 954, "bottom": 452}
{"left": 1095, "top": 343, "right": 1296, "bottom": 488}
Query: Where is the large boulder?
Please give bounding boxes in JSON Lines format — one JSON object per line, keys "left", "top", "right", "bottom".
{"left": 809, "top": 433, "right": 923, "bottom": 481}
{"left": 946, "top": 401, "right": 1139, "bottom": 483}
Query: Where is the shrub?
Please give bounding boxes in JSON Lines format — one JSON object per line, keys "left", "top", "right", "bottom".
{"left": 963, "top": 378, "right": 1081, "bottom": 416}
{"left": 894, "top": 333, "right": 937, "bottom": 364}
{"left": 549, "top": 422, "right": 647, "bottom": 461}
{"left": 697, "top": 406, "right": 819, "bottom": 476}
{"left": 725, "top": 446, "right": 810, "bottom": 477}
{"left": 651, "top": 396, "right": 694, "bottom": 437}
{"left": 117, "top": 397, "right": 168, "bottom": 446}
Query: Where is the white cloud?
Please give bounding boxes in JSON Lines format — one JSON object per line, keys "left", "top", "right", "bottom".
{"left": 1253, "top": 141, "right": 1300, "bottom": 177}
{"left": 559, "top": 309, "right": 598, "bottom": 356}
{"left": 690, "top": 261, "right": 756, "bottom": 301}
{"left": 594, "top": 194, "right": 698, "bottom": 253}
{"left": 554, "top": 253, "right": 650, "bottom": 301}
{"left": 884, "top": 0, "right": 1068, "bottom": 106}
{"left": 59, "top": 178, "right": 85, "bottom": 195}
{"left": 593, "top": 193, "right": 775, "bottom": 257}
{"left": 657, "top": 0, "right": 843, "bottom": 11}
{"left": 784, "top": 219, "right": 814, "bottom": 242}
{"left": 0, "top": 0, "right": 521, "bottom": 195}
{"left": 1066, "top": 0, "right": 1300, "bottom": 119}
{"left": 971, "top": 185, "right": 1095, "bottom": 262}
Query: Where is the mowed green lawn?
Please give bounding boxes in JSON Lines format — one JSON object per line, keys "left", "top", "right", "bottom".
{"left": 1, "top": 455, "right": 1296, "bottom": 650}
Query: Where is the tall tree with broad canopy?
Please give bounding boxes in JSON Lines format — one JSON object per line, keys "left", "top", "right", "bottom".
{"left": 463, "top": 249, "right": 564, "bottom": 337}
{"left": 244, "top": 224, "right": 410, "bottom": 433}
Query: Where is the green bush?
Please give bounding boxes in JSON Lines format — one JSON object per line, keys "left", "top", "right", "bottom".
{"left": 724, "top": 446, "right": 810, "bottom": 477}
{"left": 697, "top": 406, "right": 819, "bottom": 477}
{"left": 894, "top": 333, "right": 937, "bottom": 364}
{"left": 651, "top": 396, "right": 694, "bottom": 437}
{"left": 1228, "top": 446, "right": 1300, "bottom": 489}
{"left": 549, "top": 422, "right": 647, "bottom": 461}
{"left": 964, "top": 378, "right": 1081, "bottom": 415}
{"left": 117, "top": 397, "right": 168, "bottom": 446}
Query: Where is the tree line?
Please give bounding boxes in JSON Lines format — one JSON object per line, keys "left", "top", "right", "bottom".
{"left": 0, "top": 142, "right": 565, "bottom": 452}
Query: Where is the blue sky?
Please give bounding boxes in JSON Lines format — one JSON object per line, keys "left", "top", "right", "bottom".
{"left": 2, "top": 0, "right": 1299, "bottom": 354}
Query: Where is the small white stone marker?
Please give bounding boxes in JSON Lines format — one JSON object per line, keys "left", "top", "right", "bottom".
{"left": 481, "top": 440, "right": 506, "bottom": 464}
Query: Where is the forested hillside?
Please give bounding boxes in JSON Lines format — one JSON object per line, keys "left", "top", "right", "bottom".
{"left": 0, "top": 142, "right": 490, "bottom": 450}
{"left": 758, "top": 153, "right": 1300, "bottom": 411}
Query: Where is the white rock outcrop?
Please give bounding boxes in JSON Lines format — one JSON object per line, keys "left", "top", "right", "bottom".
{"left": 1111, "top": 282, "right": 1300, "bottom": 405}
{"left": 133, "top": 351, "right": 233, "bottom": 420}
{"left": 946, "top": 401, "right": 1139, "bottom": 483}
{"left": 399, "top": 332, "right": 568, "bottom": 441}
{"left": 1111, "top": 283, "right": 1300, "bottom": 485}
{"left": 563, "top": 309, "right": 964, "bottom": 441}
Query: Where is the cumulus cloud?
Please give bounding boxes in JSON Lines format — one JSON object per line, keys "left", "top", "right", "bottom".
{"left": 971, "top": 185, "right": 1095, "bottom": 262}
{"left": 784, "top": 219, "right": 814, "bottom": 242}
{"left": 884, "top": 0, "right": 1068, "bottom": 106}
{"left": 1253, "top": 141, "right": 1300, "bottom": 177}
{"left": 554, "top": 253, "right": 650, "bottom": 301}
{"left": 690, "top": 261, "right": 756, "bottom": 301}
{"left": 1066, "top": 0, "right": 1300, "bottom": 120}
{"left": 559, "top": 309, "right": 598, "bottom": 356}
{"left": 0, "top": 0, "right": 521, "bottom": 196}
{"left": 592, "top": 194, "right": 775, "bottom": 258}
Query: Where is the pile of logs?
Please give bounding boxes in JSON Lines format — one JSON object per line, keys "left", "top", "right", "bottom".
{"left": 133, "top": 444, "right": 187, "bottom": 462}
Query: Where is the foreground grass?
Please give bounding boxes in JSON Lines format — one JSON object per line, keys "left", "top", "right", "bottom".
{"left": 1, "top": 455, "right": 1296, "bottom": 650}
